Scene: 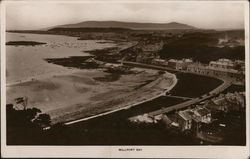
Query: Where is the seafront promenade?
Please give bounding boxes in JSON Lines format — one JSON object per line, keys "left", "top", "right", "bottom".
{"left": 43, "top": 71, "right": 177, "bottom": 129}
{"left": 122, "top": 61, "right": 233, "bottom": 120}
{"left": 44, "top": 61, "right": 232, "bottom": 129}
{"left": 148, "top": 78, "right": 232, "bottom": 117}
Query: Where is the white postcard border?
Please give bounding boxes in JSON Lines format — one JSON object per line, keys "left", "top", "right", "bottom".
{"left": 1, "top": 0, "right": 249, "bottom": 158}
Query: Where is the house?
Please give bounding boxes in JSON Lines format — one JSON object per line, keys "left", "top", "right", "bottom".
{"left": 167, "top": 59, "right": 178, "bottom": 69}
{"left": 205, "top": 98, "right": 228, "bottom": 112}
{"left": 205, "top": 92, "right": 245, "bottom": 112}
{"left": 186, "top": 61, "right": 240, "bottom": 78}
{"left": 168, "top": 59, "right": 184, "bottom": 70}
{"left": 176, "top": 109, "right": 193, "bottom": 131}
{"left": 186, "top": 63, "right": 210, "bottom": 75}
{"left": 174, "top": 106, "right": 214, "bottom": 131}
{"left": 235, "top": 60, "right": 245, "bottom": 70}
{"left": 193, "top": 107, "right": 211, "bottom": 124}
{"left": 13, "top": 97, "right": 28, "bottom": 110}
{"left": 136, "top": 55, "right": 154, "bottom": 64}
{"left": 224, "top": 92, "right": 245, "bottom": 111}
{"left": 207, "top": 66, "right": 240, "bottom": 78}
{"left": 209, "top": 59, "right": 234, "bottom": 70}
{"left": 181, "top": 58, "right": 193, "bottom": 70}
{"left": 176, "top": 60, "right": 184, "bottom": 70}
{"left": 152, "top": 58, "right": 168, "bottom": 66}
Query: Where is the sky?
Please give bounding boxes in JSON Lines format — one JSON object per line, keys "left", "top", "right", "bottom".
{"left": 5, "top": 1, "right": 246, "bottom": 30}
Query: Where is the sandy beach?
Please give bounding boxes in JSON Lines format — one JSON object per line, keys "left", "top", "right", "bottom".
{"left": 7, "top": 67, "right": 177, "bottom": 124}
{"left": 6, "top": 32, "right": 177, "bottom": 124}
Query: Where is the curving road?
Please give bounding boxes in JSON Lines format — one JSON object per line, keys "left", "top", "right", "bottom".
{"left": 121, "top": 61, "right": 233, "bottom": 119}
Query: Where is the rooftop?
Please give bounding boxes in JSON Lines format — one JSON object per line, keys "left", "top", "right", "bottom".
{"left": 209, "top": 61, "right": 234, "bottom": 66}
{"left": 207, "top": 66, "right": 238, "bottom": 73}
{"left": 178, "top": 109, "right": 193, "bottom": 121}
{"left": 194, "top": 107, "right": 210, "bottom": 116}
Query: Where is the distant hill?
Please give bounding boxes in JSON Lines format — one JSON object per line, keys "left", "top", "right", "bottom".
{"left": 44, "top": 21, "right": 197, "bottom": 30}
{"left": 48, "top": 27, "right": 132, "bottom": 32}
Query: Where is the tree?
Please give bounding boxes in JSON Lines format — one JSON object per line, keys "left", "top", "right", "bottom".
{"left": 25, "top": 108, "right": 41, "bottom": 121}
{"left": 33, "top": 114, "right": 51, "bottom": 127}
{"left": 6, "top": 103, "right": 52, "bottom": 144}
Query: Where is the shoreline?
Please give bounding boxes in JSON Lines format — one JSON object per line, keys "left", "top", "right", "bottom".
{"left": 60, "top": 72, "right": 178, "bottom": 126}
{"left": 6, "top": 69, "right": 79, "bottom": 87}
{"left": 7, "top": 61, "right": 178, "bottom": 128}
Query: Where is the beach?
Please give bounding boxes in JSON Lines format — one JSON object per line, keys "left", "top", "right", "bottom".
{"left": 6, "top": 32, "right": 177, "bottom": 124}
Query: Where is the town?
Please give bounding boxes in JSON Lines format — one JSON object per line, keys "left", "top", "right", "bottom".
{"left": 6, "top": 19, "right": 246, "bottom": 145}
{"left": 7, "top": 28, "right": 246, "bottom": 144}
{"left": 65, "top": 37, "right": 246, "bottom": 143}
{"left": 3, "top": 3, "right": 249, "bottom": 159}
{"left": 125, "top": 57, "right": 245, "bottom": 143}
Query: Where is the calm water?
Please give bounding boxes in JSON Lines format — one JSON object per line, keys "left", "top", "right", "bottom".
{"left": 7, "top": 32, "right": 235, "bottom": 145}
{"left": 6, "top": 32, "right": 115, "bottom": 83}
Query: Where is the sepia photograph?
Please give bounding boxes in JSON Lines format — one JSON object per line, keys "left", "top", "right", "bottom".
{"left": 1, "top": 0, "right": 249, "bottom": 158}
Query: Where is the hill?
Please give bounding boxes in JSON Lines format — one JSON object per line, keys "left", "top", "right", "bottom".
{"left": 45, "top": 21, "right": 197, "bottom": 30}
{"left": 48, "top": 27, "right": 132, "bottom": 33}
{"left": 158, "top": 31, "right": 245, "bottom": 63}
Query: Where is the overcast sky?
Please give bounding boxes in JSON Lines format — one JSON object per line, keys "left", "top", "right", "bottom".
{"left": 6, "top": 1, "right": 246, "bottom": 30}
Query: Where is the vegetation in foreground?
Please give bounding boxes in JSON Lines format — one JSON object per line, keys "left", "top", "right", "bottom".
{"left": 6, "top": 95, "right": 245, "bottom": 145}
{"left": 6, "top": 104, "right": 51, "bottom": 145}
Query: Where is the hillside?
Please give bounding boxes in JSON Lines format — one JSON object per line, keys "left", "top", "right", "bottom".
{"left": 48, "top": 27, "right": 132, "bottom": 33}
{"left": 45, "top": 21, "right": 197, "bottom": 30}
{"left": 158, "top": 31, "right": 245, "bottom": 63}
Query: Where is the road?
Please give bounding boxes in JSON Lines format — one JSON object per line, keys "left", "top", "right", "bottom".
{"left": 121, "top": 61, "right": 233, "bottom": 119}
{"left": 44, "top": 61, "right": 233, "bottom": 129}
{"left": 43, "top": 71, "right": 178, "bottom": 129}
{"left": 148, "top": 78, "right": 232, "bottom": 117}
{"left": 165, "top": 95, "right": 194, "bottom": 100}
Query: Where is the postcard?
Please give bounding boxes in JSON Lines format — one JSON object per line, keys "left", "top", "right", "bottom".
{"left": 1, "top": 0, "right": 249, "bottom": 158}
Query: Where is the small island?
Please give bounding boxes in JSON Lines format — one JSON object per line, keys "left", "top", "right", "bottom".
{"left": 6, "top": 41, "right": 46, "bottom": 46}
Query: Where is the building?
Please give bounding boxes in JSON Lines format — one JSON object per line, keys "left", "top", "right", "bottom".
{"left": 13, "top": 97, "right": 28, "bottom": 110}
{"left": 209, "top": 59, "right": 234, "bottom": 70}
{"left": 164, "top": 58, "right": 243, "bottom": 79}
{"left": 193, "top": 107, "right": 211, "bottom": 124}
{"left": 234, "top": 60, "right": 245, "bottom": 77}
{"left": 235, "top": 60, "right": 245, "bottom": 68}
{"left": 167, "top": 59, "right": 184, "bottom": 70}
{"left": 206, "top": 66, "right": 240, "bottom": 78}
{"left": 167, "top": 59, "right": 178, "bottom": 69}
{"left": 151, "top": 58, "right": 168, "bottom": 66}
{"left": 136, "top": 55, "right": 154, "bottom": 64}
{"left": 186, "top": 63, "right": 208, "bottom": 75}
{"left": 206, "top": 96, "right": 229, "bottom": 112}
{"left": 182, "top": 58, "right": 193, "bottom": 70}
{"left": 224, "top": 92, "right": 245, "bottom": 111}
{"left": 175, "top": 106, "right": 213, "bottom": 131}
{"left": 205, "top": 92, "right": 245, "bottom": 112}
{"left": 167, "top": 58, "right": 193, "bottom": 70}
{"left": 186, "top": 61, "right": 241, "bottom": 78}
{"left": 176, "top": 60, "right": 184, "bottom": 70}
{"left": 176, "top": 109, "right": 193, "bottom": 131}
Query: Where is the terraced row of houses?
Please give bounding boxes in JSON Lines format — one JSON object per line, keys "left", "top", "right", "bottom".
{"left": 151, "top": 58, "right": 245, "bottom": 80}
